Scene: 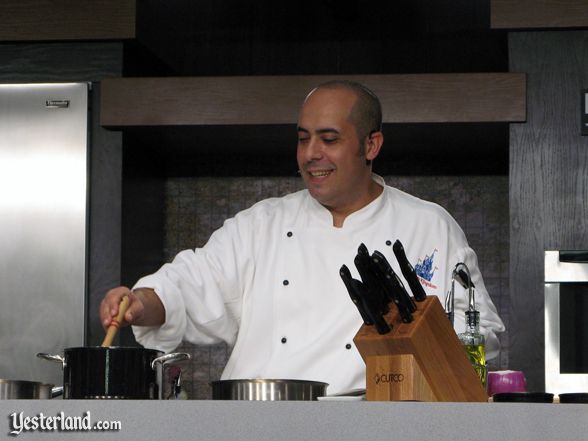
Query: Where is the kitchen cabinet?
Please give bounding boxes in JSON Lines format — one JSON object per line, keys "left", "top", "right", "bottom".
{"left": 100, "top": 73, "right": 526, "bottom": 127}
{"left": 0, "top": 0, "right": 135, "bottom": 41}
{"left": 492, "top": 0, "right": 588, "bottom": 29}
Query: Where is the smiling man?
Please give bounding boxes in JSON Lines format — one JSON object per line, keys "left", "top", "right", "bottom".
{"left": 101, "top": 80, "right": 504, "bottom": 395}
{"left": 297, "top": 83, "right": 384, "bottom": 227}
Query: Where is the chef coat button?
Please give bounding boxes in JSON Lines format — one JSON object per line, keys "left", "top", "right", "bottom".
{"left": 283, "top": 280, "right": 289, "bottom": 286}
{"left": 281, "top": 337, "right": 287, "bottom": 344}
{"left": 287, "top": 231, "right": 293, "bottom": 237}
{"left": 385, "top": 240, "right": 392, "bottom": 246}
{"left": 345, "top": 343, "right": 352, "bottom": 350}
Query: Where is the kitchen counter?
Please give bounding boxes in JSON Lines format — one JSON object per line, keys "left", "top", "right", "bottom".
{"left": 1, "top": 400, "right": 586, "bottom": 440}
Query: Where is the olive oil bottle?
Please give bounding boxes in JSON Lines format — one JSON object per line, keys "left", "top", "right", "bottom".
{"left": 459, "top": 310, "right": 487, "bottom": 387}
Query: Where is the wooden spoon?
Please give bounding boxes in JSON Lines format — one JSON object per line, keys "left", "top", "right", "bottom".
{"left": 101, "top": 295, "right": 130, "bottom": 347}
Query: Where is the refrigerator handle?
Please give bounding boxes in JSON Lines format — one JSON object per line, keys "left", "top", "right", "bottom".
{"left": 559, "top": 251, "right": 588, "bottom": 263}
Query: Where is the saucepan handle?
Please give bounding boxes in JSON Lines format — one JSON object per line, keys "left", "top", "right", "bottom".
{"left": 37, "top": 353, "right": 66, "bottom": 369}
{"left": 51, "top": 386, "right": 64, "bottom": 398}
{"left": 151, "top": 352, "right": 190, "bottom": 370}
{"left": 151, "top": 352, "right": 191, "bottom": 400}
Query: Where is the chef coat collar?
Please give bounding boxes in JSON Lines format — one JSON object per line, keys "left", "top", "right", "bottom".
{"left": 302, "top": 173, "right": 387, "bottom": 229}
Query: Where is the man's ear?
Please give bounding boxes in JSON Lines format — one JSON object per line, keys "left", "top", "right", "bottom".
{"left": 365, "top": 131, "right": 384, "bottom": 161}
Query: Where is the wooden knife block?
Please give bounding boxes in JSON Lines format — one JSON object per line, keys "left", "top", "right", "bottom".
{"left": 354, "top": 296, "right": 487, "bottom": 402}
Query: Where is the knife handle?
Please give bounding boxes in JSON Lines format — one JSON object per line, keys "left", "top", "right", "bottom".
{"left": 354, "top": 252, "right": 389, "bottom": 314}
{"left": 357, "top": 281, "right": 392, "bottom": 334}
{"left": 391, "top": 271, "right": 417, "bottom": 314}
{"left": 371, "top": 251, "right": 416, "bottom": 319}
{"left": 339, "top": 265, "right": 374, "bottom": 325}
{"left": 393, "top": 240, "right": 427, "bottom": 302}
{"left": 372, "top": 314, "right": 392, "bottom": 335}
{"left": 390, "top": 273, "right": 415, "bottom": 321}
{"left": 340, "top": 265, "right": 391, "bottom": 333}
{"left": 351, "top": 280, "right": 379, "bottom": 326}
{"left": 358, "top": 243, "right": 370, "bottom": 256}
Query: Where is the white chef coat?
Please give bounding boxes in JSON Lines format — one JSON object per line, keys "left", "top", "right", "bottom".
{"left": 133, "top": 175, "right": 505, "bottom": 395}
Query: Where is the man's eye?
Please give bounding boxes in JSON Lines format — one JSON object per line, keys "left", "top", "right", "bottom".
{"left": 323, "top": 138, "right": 338, "bottom": 144}
{"left": 298, "top": 137, "right": 309, "bottom": 143}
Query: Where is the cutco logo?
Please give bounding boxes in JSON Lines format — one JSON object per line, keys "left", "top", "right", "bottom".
{"left": 374, "top": 372, "right": 404, "bottom": 384}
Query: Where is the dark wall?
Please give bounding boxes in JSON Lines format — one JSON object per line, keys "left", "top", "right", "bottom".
{"left": 118, "top": 136, "right": 166, "bottom": 347}
{"left": 88, "top": 82, "right": 124, "bottom": 346}
{"left": 0, "top": 2, "right": 512, "bottom": 382}
{"left": 131, "top": 0, "right": 506, "bottom": 76}
{"left": 0, "top": 42, "right": 124, "bottom": 346}
{"left": 117, "top": 1, "right": 512, "bottom": 387}
{"left": 509, "top": 31, "right": 588, "bottom": 391}
{"left": 163, "top": 174, "right": 509, "bottom": 399}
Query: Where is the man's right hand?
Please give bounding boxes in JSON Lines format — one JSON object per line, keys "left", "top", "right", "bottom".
{"left": 100, "top": 286, "right": 165, "bottom": 331}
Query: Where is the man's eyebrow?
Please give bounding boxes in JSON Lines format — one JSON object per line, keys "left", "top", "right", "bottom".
{"left": 316, "top": 128, "right": 340, "bottom": 135}
{"left": 296, "top": 127, "right": 340, "bottom": 135}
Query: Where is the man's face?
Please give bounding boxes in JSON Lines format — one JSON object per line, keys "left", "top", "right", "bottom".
{"left": 296, "top": 87, "right": 374, "bottom": 212}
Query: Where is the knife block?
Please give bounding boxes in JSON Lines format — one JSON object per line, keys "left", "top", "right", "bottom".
{"left": 354, "top": 296, "right": 487, "bottom": 402}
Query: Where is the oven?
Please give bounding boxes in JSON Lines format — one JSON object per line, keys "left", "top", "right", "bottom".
{"left": 545, "top": 250, "right": 588, "bottom": 393}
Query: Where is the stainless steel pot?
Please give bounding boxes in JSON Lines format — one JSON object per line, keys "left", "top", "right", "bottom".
{"left": 38, "top": 347, "right": 189, "bottom": 399}
{"left": 0, "top": 379, "right": 63, "bottom": 399}
{"left": 211, "top": 379, "right": 328, "bottom": 401}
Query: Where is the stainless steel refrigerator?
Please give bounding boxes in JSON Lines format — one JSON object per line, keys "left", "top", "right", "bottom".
{"left": 0, "top": 83, "right": 88, "bottom": 386}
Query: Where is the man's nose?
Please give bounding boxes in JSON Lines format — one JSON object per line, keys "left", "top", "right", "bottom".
{"left": 305, "top": 138, "right": 323, "bottom": 160}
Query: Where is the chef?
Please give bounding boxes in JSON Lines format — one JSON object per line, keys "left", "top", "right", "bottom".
{"left": 101, "top": 80, "right": 505, "bottom": 395}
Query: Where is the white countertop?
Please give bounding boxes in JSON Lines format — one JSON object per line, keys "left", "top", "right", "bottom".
{"left": 1, "top": 400, "right": 586, "bottom": 441}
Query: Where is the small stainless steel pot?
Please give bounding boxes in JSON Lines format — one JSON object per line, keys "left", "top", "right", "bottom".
{"left": 211, "top": 379, "right": 328, "bottom": 401}
{"left": 38, "top": 347, "right": 189, "bottom": 399}
{"left": 0, "top": 379, "right": 63, "bottom": 399}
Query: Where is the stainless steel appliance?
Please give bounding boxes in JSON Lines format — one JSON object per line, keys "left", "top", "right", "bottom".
{"left": 0, "top": 83, "right": 89, "bottom": 386}
{"left": 545, "top": 250, "right": 588, "bottom": 393}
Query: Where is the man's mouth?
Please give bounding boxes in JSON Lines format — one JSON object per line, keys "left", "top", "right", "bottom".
{"left": 304, "top": 162, "right": 337, "bottom": 178}
{"left": 308, "top": 169, "right": 334, "bottom": 178}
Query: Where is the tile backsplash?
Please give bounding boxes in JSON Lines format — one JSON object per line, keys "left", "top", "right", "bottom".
{"left": 163, "top": 175, "right": 509, "bottom": 399}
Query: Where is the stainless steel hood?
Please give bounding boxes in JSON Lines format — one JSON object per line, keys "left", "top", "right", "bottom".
{"left": 0, "top": 83, "right": 88, "bottom": 386}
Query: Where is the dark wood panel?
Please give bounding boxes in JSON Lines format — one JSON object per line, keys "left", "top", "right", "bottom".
{"left": 509, "top": 31, "right": 588, "bottom": 391}
{"left": 100, "top": 73, "right": 526, "bottom": 127}
{"left": 492, "top": 0, "right": 588, "bottom": 29}
{"left": 0, "top": 43, "right": 123, "bottom": 82}
{"left": 0, "top": 0, "right": 136, "bottom": 41}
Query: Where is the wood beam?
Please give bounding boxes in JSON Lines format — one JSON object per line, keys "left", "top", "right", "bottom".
{"left": 492, "top": 0, "right": 588, "bottom": 29}
{"left": 101, "top": 73, "right": 526, "bottom": 127}
{"left": 0, "top": 0, "right": 135, "bottom": 41}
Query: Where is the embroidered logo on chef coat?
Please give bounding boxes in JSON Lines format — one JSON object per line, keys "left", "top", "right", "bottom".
{"left": 415, "top": 249, "right": 438, "bottom": 289}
